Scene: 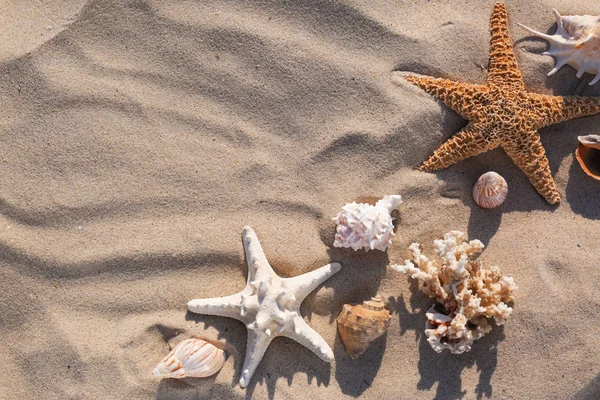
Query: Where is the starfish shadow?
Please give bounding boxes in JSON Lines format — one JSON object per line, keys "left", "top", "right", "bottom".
{"left": 155, "top": 377, "right": 215, "bottom": 400}
{"left": 392, "top": 279, "right": 502, "bottom": 400}
{"left": 185, "top": 311, "right": 331, "bottom": 399}
{"left": 241, "top": 336, "right": 331, "bottom": 400}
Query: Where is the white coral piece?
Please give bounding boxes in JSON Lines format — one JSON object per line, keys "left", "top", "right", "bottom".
{"left": 333, "top": 195, "right": 402, "bottom": 252}
{"left": 391, "top": 231, "right": 517, "bottom": 354}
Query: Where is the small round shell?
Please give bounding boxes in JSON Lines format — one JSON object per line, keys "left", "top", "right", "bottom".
{"left": 473, "top": 172, "right": 508, "bottom": 208}
{"left": 336, "top": 296, "right": 391, "bottom": 359}
{"left": 575, "top": 135, "right": 600, "bottom": 180}
{"left": 153, "top": 338, "right": 225, "bottom": 379}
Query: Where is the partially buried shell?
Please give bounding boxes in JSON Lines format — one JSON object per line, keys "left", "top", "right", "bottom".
{"left": 575, "top": 134, "right": 600, "bottom": 180}
{"left": 337, "top": 296, "right": 391, "bottom": 358}
{"left": 153, "top": 338, "right": 225, "bottom": 379}
{"left": 473, "top": 172, "right": 508, "bottom": 208}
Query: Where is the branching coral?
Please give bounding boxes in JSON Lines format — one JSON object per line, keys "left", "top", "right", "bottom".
{"left": 391, "top": 231, "right": 517, "bottom": 354}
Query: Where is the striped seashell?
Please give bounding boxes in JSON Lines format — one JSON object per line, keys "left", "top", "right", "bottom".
{"left": 153, "top": 338, "right": 225, "bottom": 379}
{"left": 519, "top": 10, "right": 600, "bottom": 85}
{"left": 472, "top": 172, "right": 508, "bottom": 208}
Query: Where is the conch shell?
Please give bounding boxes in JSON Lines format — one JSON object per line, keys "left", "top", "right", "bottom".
{"left": 153, "top": 338, "right": 225, "bottom": 379}
{"left": 472, "top": 171, "right": 508, "bottom": 208}
{"left": 333, "top": 195, "right": 402, "bottom": 252}
{"left": 520, "top": 10, "right": 600, "bottom": 85}
{"left": 336, "top": 296, "right": 392, "bottom": 358}
{"left": 575, "top": 134, "right": 600, "bottom": 180}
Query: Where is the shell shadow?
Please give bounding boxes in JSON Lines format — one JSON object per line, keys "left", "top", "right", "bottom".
{"left": 566, "top": 152, "right": 600, "bottom": 219}
{"left": 392, "top": 277, "right": 502, "bottom": 400}
{"left": 333, "top": 329, "right": 387, "bottom": 397}
{"left": 575, "top": 374, "right": 600, "bottom": 400}
{"left": 467, "top": 202, "right": 503, "bottom": 248}
{"left": 156, "top": 377, "right": 216, "bottom": 400}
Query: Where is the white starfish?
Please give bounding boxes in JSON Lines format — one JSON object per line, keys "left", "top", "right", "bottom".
{"left": 187, "top": 226, "right": 342, "bottom": 388}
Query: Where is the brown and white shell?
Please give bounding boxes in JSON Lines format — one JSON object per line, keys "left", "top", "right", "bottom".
{"left": 520, "top": 10, "right": 600, "bottom": 85}
{"left": 153, "top": 338, "right": 225, "bottom": 379}
{"left": 575, "top": 134, "right": 600, "bottom": 180}
{"left": 336, "top": 296, "right": 391, "bottom": 359}
{"left": 472, "top": 172, "right": 508, "bottom": 208}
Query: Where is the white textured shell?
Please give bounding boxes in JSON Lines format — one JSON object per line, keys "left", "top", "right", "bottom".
{"left": 472, "top": 172, "right": 508, "bottom": 209}
{"left": 519, "top": 10, "right": 600, "bottom": 85}
{"left": 333, "top": 195, "right": 402, "bottom": 252}
{"left": 153, "top": 338, "right": 225, "bottom": 379}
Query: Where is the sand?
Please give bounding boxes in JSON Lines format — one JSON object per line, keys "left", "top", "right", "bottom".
{"left": 0, "top": 0, "right": 599, "bottom": 399}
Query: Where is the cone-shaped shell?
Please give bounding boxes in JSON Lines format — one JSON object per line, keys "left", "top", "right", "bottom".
{"left": 153, "top": 338, "right": 225, "bottom": 379}
{"left": 336, "top": 296, "right": 391, "bottom": 358}
{"left": 472, "top": 172, "right": 508, "bottom": 208}
{"left": 575, "top": 135, "right": 600, "bottom": 180}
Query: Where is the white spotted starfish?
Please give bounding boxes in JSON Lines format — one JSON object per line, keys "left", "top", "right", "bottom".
{"left": 188, "top": 226, "right": 342, "bottom": 387}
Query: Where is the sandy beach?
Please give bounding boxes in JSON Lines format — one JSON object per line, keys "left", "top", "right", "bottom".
{"left": 0, "top": 0, "right": 599, "bottom": 399}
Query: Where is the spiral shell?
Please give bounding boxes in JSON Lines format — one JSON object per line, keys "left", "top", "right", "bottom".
{"left": 520, "top": 10, "right": 600, "bottom": 85}
{"left": 153, "top": 338, "right": 225, "bottom": 379}
{"left": 575, "top": 134, "right": 600, "bottom": 180}
{"left": 472, "top": 172, "right": 508, "bottom": 208}
{"left": 336, "top": 296, "right": 391, "bottom": 358}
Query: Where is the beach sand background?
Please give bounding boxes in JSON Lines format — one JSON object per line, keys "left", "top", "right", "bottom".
{"left": 0, "top": 0, "right": 599, "bottom": 399}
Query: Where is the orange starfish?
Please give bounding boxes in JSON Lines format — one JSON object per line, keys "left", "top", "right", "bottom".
{"left": 403, "top": 2, "right": 600, "bottom": 204}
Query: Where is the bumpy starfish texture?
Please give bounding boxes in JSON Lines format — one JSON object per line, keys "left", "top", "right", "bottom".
{"left": 188, "top": 226, "right": 341, "bottom": 388}
{"left": 400, "top": 2, "right": 600, "bottom": 204}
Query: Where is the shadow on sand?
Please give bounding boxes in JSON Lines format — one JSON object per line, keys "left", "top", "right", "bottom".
{"left": 575, "top": 374, "right": 600, "bottom": 400}
{"left": 389, "top": 280, "right": 502, "bottom": 400}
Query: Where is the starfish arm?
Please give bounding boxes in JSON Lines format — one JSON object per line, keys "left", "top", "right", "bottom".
{"left": 282, "top": 262, "right": 341, "bottom": 303}
{"left": 419, "top": 124, "right": 498, "bottom": 171}
{"left": 528, "top": 94, "right": 600, "bottom": 129}
{"left": 187, "top": 293, "right": 243, "bottom": 321}
{"left": 281, "top": 316, "right": 334, "bottom": 362}
{"left": 404, "top": 75, "right": 487, "bottom": 120}
{"left": 238, "top": 329, "right": 273, "bottom": 387}
{"left": 486, "top": 2, "right": 525, "bottom": 90}
{"left": 502, "top": 131, "right": 560, "bottom": 204}
{"left": 242, "top": 226, "right": 277, "bottom": 283}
